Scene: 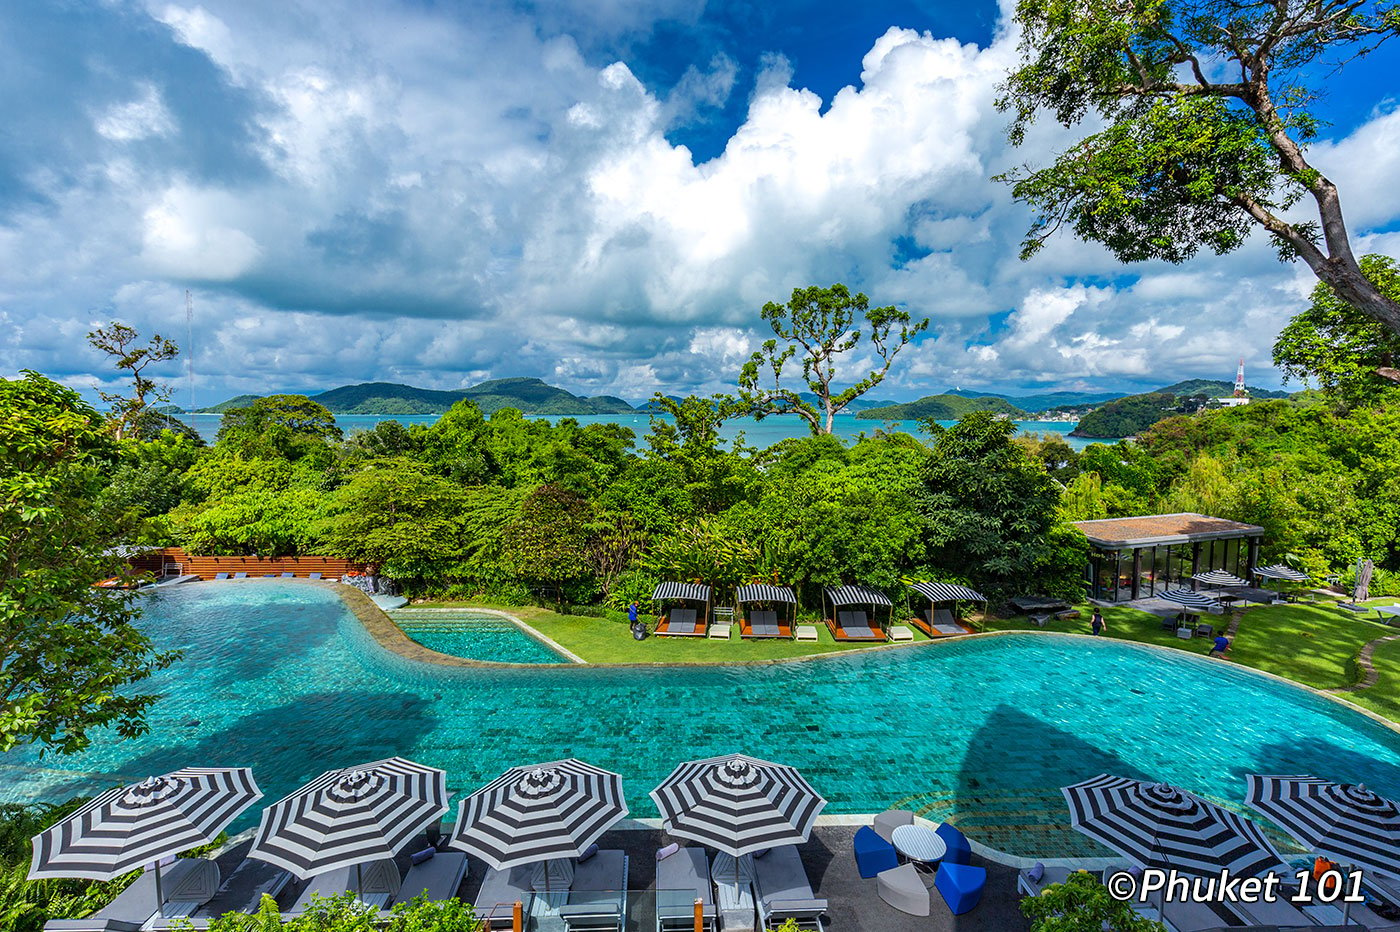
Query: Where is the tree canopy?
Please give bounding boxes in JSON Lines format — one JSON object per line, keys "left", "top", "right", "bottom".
{"left": 739, "top": 283, "right": 928, "bottom": 434}
{"left": 0, "top": 373, "right": 176, "bottom": 754}
{"left": 997, "top": 0, "right": 1400, "bottom": 365}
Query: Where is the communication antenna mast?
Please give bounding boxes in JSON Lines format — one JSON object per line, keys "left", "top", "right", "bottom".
{"left": 185, "top": 289, "right": 195, "bottom": 412}
{"left": 1233, "top": 358, "right": 1247, "bottom": 398}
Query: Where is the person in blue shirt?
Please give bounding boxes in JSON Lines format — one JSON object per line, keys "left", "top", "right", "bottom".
{"left": 1209, "top": 634, "right": 1231, "bottom": 658}
{"left": 627, "top": 601, "right": 640, "bottom": 624}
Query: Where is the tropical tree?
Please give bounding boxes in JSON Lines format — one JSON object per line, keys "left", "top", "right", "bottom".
{"left": 215, "top": 395, "right": 342, "bottom": 463}
{"left": 1274, "top": 254, "right": 1400, "bottom": 402}
{"left": 0, "top": 372, "right": 177, "bottom": 753}
{"left": 916, "top": 412, "right": 1083, "bottom": 600}
{"left": 997, "top": 0, "right": 1400, "bottom": 375}
{"left": 739, "top": 284, "right": 929, "bottom": 434}
{"left": 86, "top": 322, "right": 180, "bottom": 439}
{"left": 1021, "top": 870, "right": 1166, "bottom": 931}
{"left": 316, "top": 460, "right": 469, "bottom": 579}
{"left": 500, "top": 484, "right": 595, "bottom": 601}
{"left": 644, "top": 394, "right": 756, "bottom": 515}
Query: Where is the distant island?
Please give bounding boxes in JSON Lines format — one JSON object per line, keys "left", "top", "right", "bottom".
{"left": 195, "top": 378, "right": 637, "bottom": 416}
{"left": 185, "top": 376, "right": 1296, "bottom": 439}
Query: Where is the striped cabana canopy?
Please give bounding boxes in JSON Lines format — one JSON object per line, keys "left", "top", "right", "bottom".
{"left": 1159, "top": 588, "right": 1219, "bottom": 611}
{"left": 1252, "top": 564, "right": 1309, "bottom": 582}
{"left": 652, "top": 581, "right": 712, "bottom": 602}
{"left": 734, "top": 584, "right": 797, "bottom": 605}
{"left": 910, "top": 581, "right": 987, "bottom": 603}
{"left": 1191, "top": 568, "right": 1248, "bottom": 587}
{"left": 825, "top": 584, "right": 893, "bottom": 608}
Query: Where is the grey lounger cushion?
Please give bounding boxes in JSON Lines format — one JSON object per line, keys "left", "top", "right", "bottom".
{"left": 837, "top": 610, "right": 877, "bottom": 638}
{"left": 561, "top": 850, "right": 626, "bottom": 927}
{"left": 656, "top": 848, "right": 715, "bottom": 925}
{"left": 43, "top": 922, "right": 145, "bottom": 932}
{"left": 876, "top": 863, "right": 929, "bottom": 917}
{"left": 289, "top": 859, "right": 398, "bottom": 912}
{"left": 396, "top": 852, "right": 467, "bottom": 903}
{"left": 750, "top": 610, "right": 780, "bottom": 637}
{"left": 50, "top": 858, "right": 209, "bottom": 931}
{"left": 1140, "top": 896, "right": 1230, "bottom": 932}
{"left": 475, "top": 865, "right": 534, "bottom": 924}
{"left": 1017, "top": 865, "right": 1074, "bottom": 897}
{"left": 754, "top": 845, "right": 826, "bottom": 921}
{"left": 667, "top": 608, "right": 697, "bottom": 634}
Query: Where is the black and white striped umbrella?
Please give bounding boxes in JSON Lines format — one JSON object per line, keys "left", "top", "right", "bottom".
{"left": 909, "top": 581, "right": 986, "bottom": 603}
{"left": 1245, "top": 775, "right": 1400, "bottom": 876}
{"left": 1065, "top": 775, "right": 1286, "bottom": 879}
{"left": 1192, "top": 569, "right": 1248, "bottom": 587}
{"left": 649, "top": 754, "right": 826, "bottom": 857}
{"left": 824, "top": 585, "right": 892, "bottom": 608}
{"left": 30, "top": 767, "right": 262, "bottom": 881}
{"left": 1253, "top": 564, "right": 1309, "bottom": 582}
{"left": 249, "top": 757, "right": 447, "bottom": 880}
{"left": 448, "top": 758, "right": 628, "bottom": 871}
{"left": 1158, "top": 588, "right": 1219, "bottom": 612}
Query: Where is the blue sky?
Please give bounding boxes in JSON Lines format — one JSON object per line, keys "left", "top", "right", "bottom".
{"left": 1, "top": 0, "right": 1398, "bottom": 406}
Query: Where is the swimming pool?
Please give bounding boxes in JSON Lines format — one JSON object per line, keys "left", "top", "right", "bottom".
{"left": 390, "top": 609, "right": 567, "bottom": 664}
{"left": 4, "top": 582, "right": 1399, "bottom": 857}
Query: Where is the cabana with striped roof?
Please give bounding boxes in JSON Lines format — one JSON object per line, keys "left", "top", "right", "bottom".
{"left": 735, "top": 584, "right": 797, "bottom": 640}
{"left": 908, "top": 581, "right": 984, "bottom": 637}
{"left": 652, "top": 581, "right": 711, "bottom": 637}
{"left": 822, "top": 584, "right": 892, "bottom": 642}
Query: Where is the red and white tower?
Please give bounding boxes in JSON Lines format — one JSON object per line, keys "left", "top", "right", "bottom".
{"left": 1233, "top": 358, "right": 1247, "bottom": 397}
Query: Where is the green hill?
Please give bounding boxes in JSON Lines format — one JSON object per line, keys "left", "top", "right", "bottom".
{"left": 856, "top": 394, "right": 1028, "bottom": 420}
{"left": 198, "top": 379, "right": 637, "bottom": 416}
{"left": 1071, "top": 392, "right": 1179, "bottom": 438}
{"left": 1156, "top": 379, "right": 1288, "bottom": 399}
{"left": 941, "top": 387, "right": 1125, "bottom": 413}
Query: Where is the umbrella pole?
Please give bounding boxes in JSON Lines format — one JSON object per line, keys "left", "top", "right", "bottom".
{"left": 154, "top": 861, "right": 165, "bottom": 918}
{"left": 356, "top": 862, "right": 362, "bottom": 898}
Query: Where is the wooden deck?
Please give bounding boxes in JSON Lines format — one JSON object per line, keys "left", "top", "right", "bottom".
{"left": 739, "top": 619, "right": 793, "bottom": 639}
{"left": 824, "top": 617, "right": 887, "bottom": 642}
{"left": 910, "top": 615, "right": 976, "bottom": 638}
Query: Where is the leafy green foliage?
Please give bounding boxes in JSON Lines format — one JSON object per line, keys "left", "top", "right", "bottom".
{"left": 1274, "top": 254, "right": 1400, "bottom": 405}
{"left": 0, "top": 373, "right": 177, "bottom": 753}
{"left": 1021, "top": 870, "right": 1166, "bottom": 931}
{"left": 1072, "top": 393, "right": 1178, "bottom": 439}
{"left": 316, "top": 460, "right": 469, "bottom": 577}
{"left": 87, "top": 321, "right": 180, "bottom": 441}
{"left": 500, "top": 484, "right": 595, "bottom": 599}
{"left": 187, "top": 891, "right": 482, "bottom": 931}
{"left": 856, "top": 393, "right": 1028, "bottom": 420}
{"left": 739, "top": 283, "right": 928, "bottom": 435}
{"left": 215, "top": 395, "right": 342, "bottom": 464}
{"left": 917, "top": 412, "right": 1084, "bottom": 601}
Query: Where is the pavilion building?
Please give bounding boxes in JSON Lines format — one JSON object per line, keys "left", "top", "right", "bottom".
{"left": 1071, "top": 513, "right": 1265, "bottom": 603}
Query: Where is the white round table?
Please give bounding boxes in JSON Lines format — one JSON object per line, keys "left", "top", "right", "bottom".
{"left": 891, "top": 824, "right": 947, "bottom": 867}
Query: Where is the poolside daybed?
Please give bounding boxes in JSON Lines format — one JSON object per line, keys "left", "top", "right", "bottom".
{"left": 822, "top": 585, "right": 892, "bottom": 642}
{"left": 907, "top": 581, "right": 983, "bottom": 638}
{"left": 736, "top": 584, "right": 797, "bottom": 639}
{"left": 652, "top": 582, "right": 711, "bottom": 638}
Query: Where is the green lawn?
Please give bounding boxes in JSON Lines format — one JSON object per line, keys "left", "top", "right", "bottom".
{"left": 410, "top": 601, "right": 933, "bottom": 663}
{"left": 985, "top": 597, "right": 1400, "bottom": 702}
{"left": 411, "top": 597, "right": 1400, "bottom": 723}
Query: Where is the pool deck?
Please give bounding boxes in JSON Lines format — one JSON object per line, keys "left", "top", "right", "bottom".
{"left": 203, "top": 823, "right": 1029, "bottom": 930}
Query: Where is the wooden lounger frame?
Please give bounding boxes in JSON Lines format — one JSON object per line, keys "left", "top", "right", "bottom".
{"left": 654, "top": 600, "right": 710, "bottom": 637}
{"left": 822, "top": 585, "right": 894, "bottom": 642}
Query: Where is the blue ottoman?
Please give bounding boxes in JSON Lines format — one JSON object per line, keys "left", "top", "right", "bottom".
{"left": 935, "top": 861, "right": 986, "bottom": 915}
{"left": 935, "top": 822, "right": 972, "bottom": 866}
{"left": 853, "top": 826, "right": 898, "bottom": 878}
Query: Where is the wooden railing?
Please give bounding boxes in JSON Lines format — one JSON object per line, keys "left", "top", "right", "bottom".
{"left": 129, "top": 547, "right": 366, "bottom": 581}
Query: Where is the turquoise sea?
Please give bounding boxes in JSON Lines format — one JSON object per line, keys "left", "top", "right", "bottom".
{"left": 173, "top": 412, "right": 1096, "bottom": 450}
{"left": 3, "top": 583, "right": 1397, "bottom": 857}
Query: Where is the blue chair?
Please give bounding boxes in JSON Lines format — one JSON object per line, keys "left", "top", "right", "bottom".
{"left": 935, "top": 861, "right": 985, "bottom": 915}
{"left": 935, "top": 822, "right": 971, "bottom": 866}
{"left": 214, "top": 572, "right": 229, "bottom": 580}
{"left": 853, "top": 826, "right": 898, "bottom": 878}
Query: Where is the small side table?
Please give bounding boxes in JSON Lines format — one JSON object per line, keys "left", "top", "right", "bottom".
{"left": 794, "top": 625, "right": 819, "bottom": 642}
{"left": 708, "top": 622, "right": 732, "bottom": 639}
{"left": 891, "top": 824, "right": 947, "bottom": 871}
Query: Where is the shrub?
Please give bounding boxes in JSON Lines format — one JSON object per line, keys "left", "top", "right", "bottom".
{"left": 191, "top": 891, "right": 482, "bottom": 930}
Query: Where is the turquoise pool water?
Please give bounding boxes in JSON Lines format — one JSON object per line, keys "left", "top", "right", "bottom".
{"left": 391, "top": 610, "right": 566, "bottom": 664}
{"left": 4, "top": 582, "right": 1400, "bottom": 856}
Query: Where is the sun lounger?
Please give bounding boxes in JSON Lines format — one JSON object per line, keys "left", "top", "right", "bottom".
{"left": 288, "top": 859, "right": 399, "bottom": 912}
{"left": 832, "top": 610, "right": 881, "bottom": 641}
{"left": 560, "top": 849, "right": 628, "bottom": 932}
{"left": 926, "top": 607, "right": 967, "bottom": 635}
{"left": 214, "top": 572, "right": 229, "bottom": 580}
{"left": 656, "top": 847, "right": 717, "bottom": 932}
{"left": 1016, "top": 864, "right": 1075, "bottom": 897}
{"left": 234, "top": 572, "right": 247, "bottom": 579}
{"left": 149, "top": 859, "right": 292, "bottom": 928}
{"left": 1223, "top": 889, "right": 1317, "bottom": 927}
{"left": 753, "top": 845, "right": 827, "bottom": 930}
{"left": 475, "top": 865, "right": 535, "bottom": 930}
{"left": 46, "top": 858, "right": 212, "bottom": 931}
{"left": 744, "top": 609, "right": 785, "bottom": 639}
{"left": 395, "top": 851, "right": 467, "bottom": 904}
{"left": 309, "top": 572, "right": 322, "bottom": 580}
{"left": 280, "top": 572, "right": 294, "bottom": 578}
{"left": 656, "top": 608, "right": 706, "bottom": 637}
{"left": 1130, "top": 897, "right": 1227, "bottom": 932}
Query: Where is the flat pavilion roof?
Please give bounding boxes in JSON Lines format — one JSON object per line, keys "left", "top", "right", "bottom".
{"left": 1072, "top": 512, "right": 1265, "bottom": 549}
